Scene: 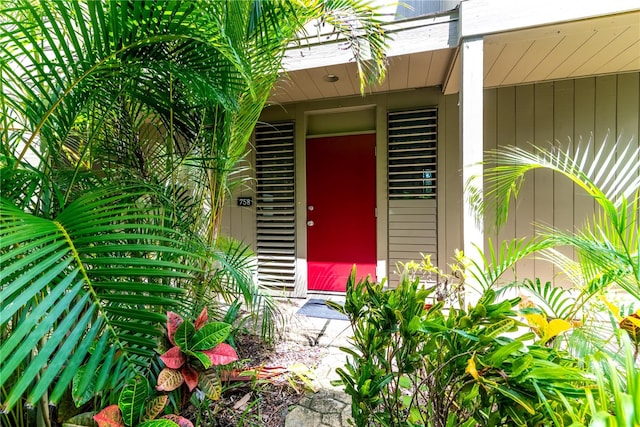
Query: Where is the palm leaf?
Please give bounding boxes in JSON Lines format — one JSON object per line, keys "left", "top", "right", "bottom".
{"left": 467, "top": 237, "right": 553, "bottom": 291}
{"left": 208, "top": 237, "right": 282, "bottom": 342}
{"left": 502, "top": 278, "right": 576, "bottom": 320}
{"left": 0, "top": 186, "right": 204, "bottom": 412}
{"left": 467, "top": 136, "right": 639, "bottom": 302}
{"left": 467, "top": 136, "right": 640, "bottom": 230}
{"left": 1, "top": 0, "right": 252, "bottom": 206}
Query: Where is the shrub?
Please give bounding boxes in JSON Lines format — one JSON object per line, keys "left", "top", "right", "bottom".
{"left": 331, "top": 269, "right": 589, "bottom": 427}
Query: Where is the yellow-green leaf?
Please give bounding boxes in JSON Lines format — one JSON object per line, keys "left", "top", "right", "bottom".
{"left": 198, "top": 371, "right": 222, "bottom": 401}
{"left": 118, "top": 376, "right": 148, "bottom": 427}
{"left": 142, "top": 395, "right": 168, "bottom": 421}
{"left": 156, "top": 368, "right": 183, "bottom": 392}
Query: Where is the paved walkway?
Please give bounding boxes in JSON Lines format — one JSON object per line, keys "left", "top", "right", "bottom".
{"left": 277, "top": 297, "right": 355, "bottom": 427}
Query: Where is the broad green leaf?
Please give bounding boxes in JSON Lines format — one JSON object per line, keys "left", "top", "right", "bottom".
{"left": 118, "top": 376, "right": 149, "bottom": 426}
{"left": 398, "top": 375, "right": 412, "bottom": 389}
{"left": 493, "top": 384, "right": 535, "bottom": 415}
{"left": 511, "top": 354, "right": 533, "bottom": 378}
{"left": 190, "top": 322, "right": 231, "bottom": 351}
{"left": 190, "top": 351, "right": 212, "bottom": 369}
{"left": 525, "top": 366, "right": 585, "bottom": 382}
{"left": 488, "top": 340, "right": 523, "bottom": 366}
{"left": 482, "top": 319, "right": 515, "bottom": 338}
{"left": 62, "top": 411, "right": 99, "bottom": 427}
{"left": 173, "top": 320, "right": 196, "bottom": 352}
{"left": 504, "top": 405, "right": 527, "bottom": 426}
{"left": 449, "top": 328, "right": 480, "bottom": 341}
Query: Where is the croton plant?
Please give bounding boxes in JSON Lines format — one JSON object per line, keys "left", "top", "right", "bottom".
{"left": 156, "top": 308, "right": 238, "bottom": 397}
{"left": 93, "top": 308, "right": 238, "bottom": 427}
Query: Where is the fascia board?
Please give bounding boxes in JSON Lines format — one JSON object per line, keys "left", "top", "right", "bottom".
{"left": 459, "top": 0, "right": 640, "bottom": 39}
{"left": 282, "top": 12, "right": 459, "bottom": 72}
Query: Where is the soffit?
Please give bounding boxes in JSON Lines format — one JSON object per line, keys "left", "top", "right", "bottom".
{"left": 444, "top": 11, "right": 640, "bottom": 94}
{"left": 269, "top": 11, "right": 459, "bottom": 105}
{"left": 269, "top": 10, "right": 639, "bottom": 104}
{"left": 269, "top": 48, "right": 456, "bottom": 104}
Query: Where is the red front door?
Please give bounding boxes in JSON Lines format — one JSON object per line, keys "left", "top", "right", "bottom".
{"left": 306, "top": 134, "right": 377, "bottom": 292}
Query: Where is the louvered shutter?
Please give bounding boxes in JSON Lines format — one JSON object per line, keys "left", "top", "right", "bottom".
{"left": 254, "top": 123, "right": 296, "bottom": 290}
{"left": 387, "top": 108, "right": 438, "bottom": 281}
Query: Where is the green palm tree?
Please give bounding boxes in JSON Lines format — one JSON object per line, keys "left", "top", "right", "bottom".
{"left": 0, "top": 0, "right": 387, "bottom": 423}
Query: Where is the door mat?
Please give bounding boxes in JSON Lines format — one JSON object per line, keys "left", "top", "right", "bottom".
{"left": 296, "top": 299, "right": 348, "bottom": 321}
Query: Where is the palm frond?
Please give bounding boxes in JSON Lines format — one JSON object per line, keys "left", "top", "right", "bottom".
{"left": 1, "top": 0, "right": 252, "bottom": 204}
{"left": 502, "top": 277, "right": 577, "bottom": 319}
{"left": 467, "top": 136, "right": 639, "bottom": 305}
{"left": 208, "top": 237, "right": 282, "bottom": 342}
{"left": 467, "top": 237, "right": 554, "bottom": 291}
{"left": 467, "top": 136, "right": 640, "bottom": 230}
{"left": 0, "top": 186, "right": 204, "bottom": 412}
{"left": 540, "top": 214, "right": 639, "bottom": 300}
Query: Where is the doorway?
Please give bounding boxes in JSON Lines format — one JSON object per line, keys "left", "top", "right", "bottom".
{"left": 305, "top": 134, "right": 377, "bottom": 292}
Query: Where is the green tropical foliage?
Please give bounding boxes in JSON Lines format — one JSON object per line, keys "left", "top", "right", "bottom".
{"left": 463, "top": 137, "right": 640, "bottom": 424}
{"left": 155, "top": 308, "right": 237, "bottom": 401}
{"left": 0, "top": 0, "right": 388, "bottom": 424}
{"left": 331, "top": 269, "right": 588, "bottom": 427}
{"left": 465, "top": 137, "right": 640, "bottom": 300}
{"left": 1, "top": 187, "right": 203, "bottom": 413}
{"left": 583, "top": 335, "right": 640, "bottom": 427}
{"left": 91, "top": 376, "right": 192, "bottom": 427}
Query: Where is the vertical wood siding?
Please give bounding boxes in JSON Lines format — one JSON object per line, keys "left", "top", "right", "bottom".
{"left": 220, "top": 157, "right": 256, "bottom": 245}
{"left": 484, "top": 72, "right": 640, "bottom": 284}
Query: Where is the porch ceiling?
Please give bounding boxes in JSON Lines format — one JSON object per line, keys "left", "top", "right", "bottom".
{"left": 268, "top": 10, "right": 640, "bottom": 104}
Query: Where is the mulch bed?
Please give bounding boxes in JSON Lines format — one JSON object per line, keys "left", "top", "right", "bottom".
{"left": 184, "top": 334, "right": 328, "bottom": 427}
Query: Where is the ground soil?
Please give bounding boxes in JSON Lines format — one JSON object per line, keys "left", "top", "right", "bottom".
{"left": 185, "top": 334, "right": 327, "bottom": 427}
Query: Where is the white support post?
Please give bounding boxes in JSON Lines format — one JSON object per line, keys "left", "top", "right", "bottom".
{"left": 459, "top": 36, "right": 484, "bottom": 297}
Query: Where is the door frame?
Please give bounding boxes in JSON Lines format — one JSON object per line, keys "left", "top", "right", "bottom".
{"left": 294, "top": 122, "right": 389, "bottom": 296}
{"left": 305, "top": 133, "right": 378, "bottom": 292}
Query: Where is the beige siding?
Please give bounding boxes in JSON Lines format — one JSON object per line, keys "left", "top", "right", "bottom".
{"left": 219, "top": 156, "right": 256, "bottom": 245}
{"left": 513, "top": 84, "right": 536, "bottom": 279}
{"left": 484, "top": 72, "right": 640, "bottom": 285}
{"left": 440, "top": 94, "right": 462, "bottom": 269}
{"left": 496, "top": 86, "right": 517, "bottom": 284}
{"left": 222, "top": 72, "right": 640, "bottom": 293}
{"left": 388, "top": 199, "right": 438, "bottom": 282}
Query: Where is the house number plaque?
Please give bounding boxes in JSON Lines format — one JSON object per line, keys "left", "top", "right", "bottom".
{"left": 237, "top": 197, "right": 253, "bottom": 207}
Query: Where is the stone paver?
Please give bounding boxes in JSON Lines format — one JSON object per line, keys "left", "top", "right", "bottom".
{"left": 278, "top": 297, "right": 355, "bottom": 427}
{"left": 285, "top": 390, "right": 352, "bottom": 427}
